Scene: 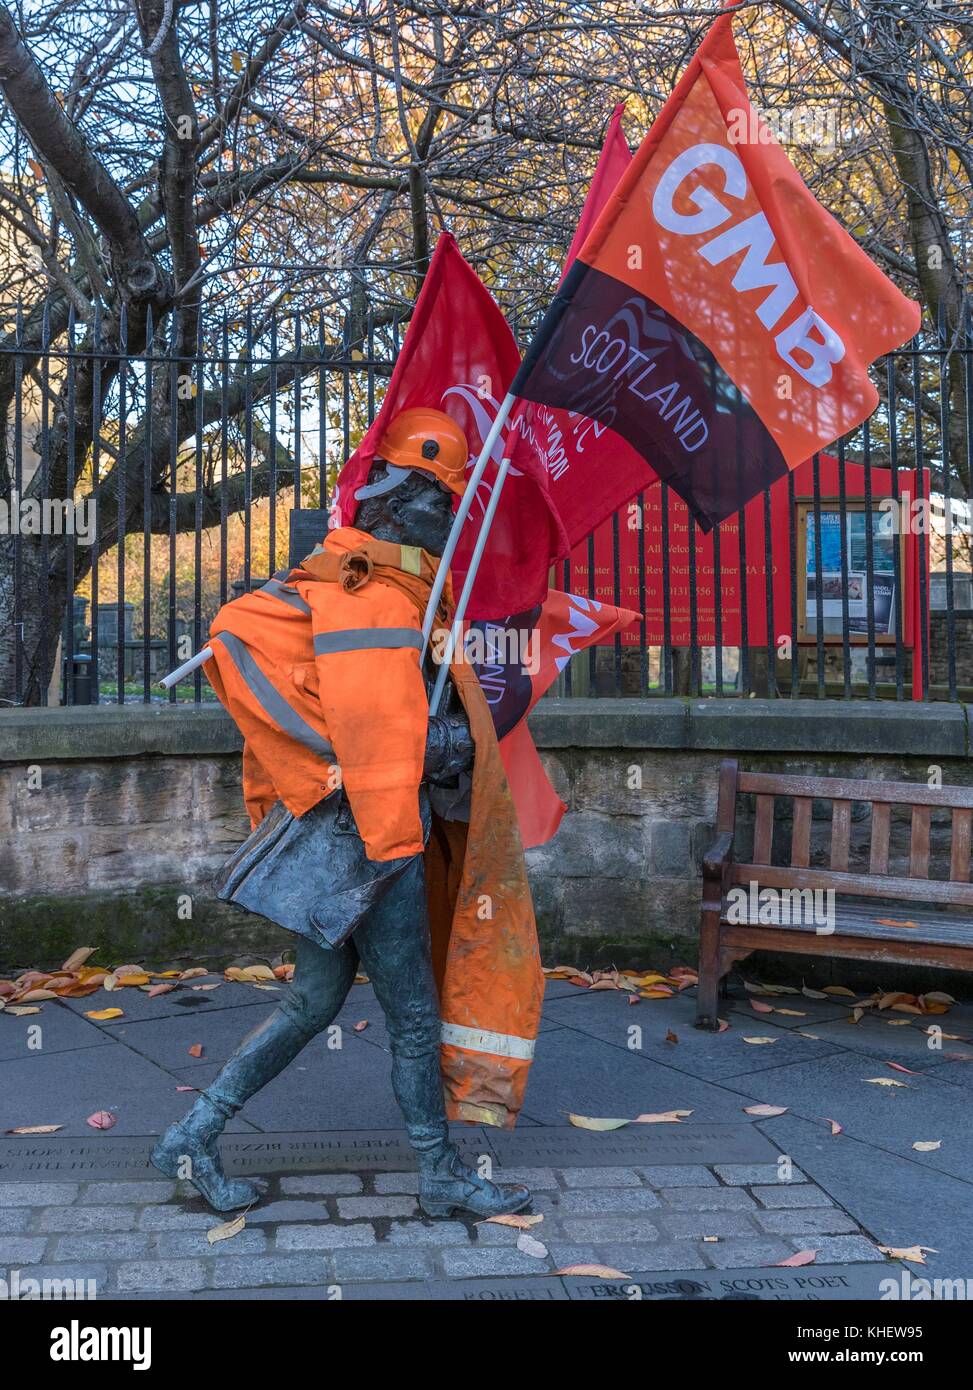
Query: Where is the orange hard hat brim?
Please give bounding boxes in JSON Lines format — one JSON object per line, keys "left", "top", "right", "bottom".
{"left": 377, "top": 448, "right": 467, "bottom": 498}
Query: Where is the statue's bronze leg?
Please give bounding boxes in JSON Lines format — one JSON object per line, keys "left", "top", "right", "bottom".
{"left": 151, "top": 936, "right": 358, "bottom": 1212}
{"left": 356, "top": 855, "right": 531, "bottom": 1219}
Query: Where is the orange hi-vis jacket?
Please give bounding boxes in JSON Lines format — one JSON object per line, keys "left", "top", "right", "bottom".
{"left": 204, "top": 526, "right": 544, "bottom": 1128}
{"left": 206, "top": 528, "right": 431, "bottom": 860}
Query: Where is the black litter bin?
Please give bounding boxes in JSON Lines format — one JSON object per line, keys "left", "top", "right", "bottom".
{"left": 70, "top": 653, "right": 93, "bottom": 705}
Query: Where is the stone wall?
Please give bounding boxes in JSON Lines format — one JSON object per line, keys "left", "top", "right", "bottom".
{"left": 0, "top": 699, "right": 970, "bottom": 983}
{"left": 928, "top": 612, "right": 973, "bottom": 691}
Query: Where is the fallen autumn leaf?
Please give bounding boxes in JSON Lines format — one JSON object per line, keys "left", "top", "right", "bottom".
{"left": 86, "top": 1110, "right": 117, "bottom": 1130}
{"left": 567, "top": 1114, "right": 629, "bottom": 1131}
{"left": 516, "top": 1232, "right": 548, "bottom": 1258}
{"left": 633, "top": 1109, "right": 693, "bottom": 1124}
{"left": 208, "top": 1214, "right": 246, "bottom": 1244}
{"left": 878, "top": 1245, "right": 937, "bottom": 1264}
{"left": 479, "top": 1213, "right": 543, "bottom": 1229}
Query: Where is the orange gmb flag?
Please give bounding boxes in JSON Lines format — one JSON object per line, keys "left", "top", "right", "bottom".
{"left": 510, "top": 12, "right": 921, "bottom": 532}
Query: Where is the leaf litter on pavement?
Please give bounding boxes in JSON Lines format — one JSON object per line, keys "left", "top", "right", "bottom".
{"left": 543, "top": 964, "right": 698, "bottom": 1000}
{"left": 0, "top": 948, "right": 300, "bottom": 1013}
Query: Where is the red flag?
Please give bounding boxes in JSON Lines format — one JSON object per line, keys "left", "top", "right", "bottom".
{"left": 468, "top": 590, "right": 641, "bottom": 845}
{"left": 510, "top": 104, "right": 650, "bottom": 547}
{"left": 499, "top": 721, "right": 564, "bottom": 851}
{"left": 510, "top": 14, "right": 921, "bottom": 533}
{"left": 333, "top": 232, "right": 567, "bottom": 617}
{"left": 560, "top": 104, "right": 634, "bottom": 288}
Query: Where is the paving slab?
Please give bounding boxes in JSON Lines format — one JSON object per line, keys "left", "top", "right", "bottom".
{"left": 55, "top": 978, "right": 267, "bottom": 1024}
{"left": 487, "top": 1123, "right": 779, "bottom": 1169}
{"left": 754, "top": 1110, "right": 973, "bottom": 1280}
{"left": 0, "top": 1121, "right": 893, "bottom": 1300}
{"left": 0, "top": 1043, "right": 260, "bottom": 1139}
{"left": 923, "top": 1055, "right": 973, "bottom": 1091}
{"left": 724, "top": 992, "right": 857, "bottom": 1032}
{"left": 172, "top": 1037, "right": 409, "bottom": 1132}
{"left": 517, "top": 1029, "right": 754, "bottom": 1126}
{"left": 102, "top": 1002, "right": 280, "bottom": 1070}
{"left": 0, "top": 1002, "right": 114, "bottom": 1060}
{"left": 730, "top": 1051, "right": 973, "bottom": 1183}
{"left": 323, "top": 982, "right": 571, "bottom": 1051}
{"left": 799, "top": 1014, "right": 973, "bottom": 1068}
{"left": 543, "top": 988, "right": 697, "bottom": 1030}
{"left": 544, "top": 989, "right": 841, "bottom": 1081}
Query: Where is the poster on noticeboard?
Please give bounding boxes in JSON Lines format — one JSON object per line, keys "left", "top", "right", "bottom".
{"left": 799, "top": 501, "right": 904, "bottom": 644}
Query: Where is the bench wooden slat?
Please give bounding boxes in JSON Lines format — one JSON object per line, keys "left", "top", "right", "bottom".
{"left": 951, "top": 808, "right": 972, "bottom": 883}
{"left": 791, "top": 796, "right": 812, "bottom": 868}
{"left": 738, "top": 769, "right": 973, "bottom": 811}
{"left": 753, "top": 794, "right": 774, "bottom": 864}
{"left": 831, "top": 799, "right": 851, "bottom": 872}
{"left": 869, "top": 803, "right": 891, "bottom": 875}
{"left": 730, "top": 860, "right": 973, "bottom": 907}
{"left": 722, "top": 924, "right": 973, "bottom": 973}
{"left": 910, "top": 805, "right": 931, "bottom": 879}
{"left": 721, "top": 898, "right": 973, "bottom": 947}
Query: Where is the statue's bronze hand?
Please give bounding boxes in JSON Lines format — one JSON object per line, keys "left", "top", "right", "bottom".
{"left": 423, "top": 711, "right": 474, "bottom": 785}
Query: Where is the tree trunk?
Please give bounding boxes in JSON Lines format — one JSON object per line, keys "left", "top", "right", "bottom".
{"left": 0, "top": 533, "right": 69, "bottom": 705}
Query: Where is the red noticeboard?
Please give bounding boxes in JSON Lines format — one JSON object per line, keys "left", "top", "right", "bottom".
{"left": 567, "top": 453, "right": 929, "bottom": 697}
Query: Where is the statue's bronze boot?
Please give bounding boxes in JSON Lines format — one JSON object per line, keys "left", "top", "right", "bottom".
{"left": 380, "top": 978, "right": 533, "bottom": 1220}
{"left": 151, "top": 1097, "right": 264, "bottom": 1213}
{"left": 416, "top": 1137, "right": 531, "bottom": 1219}
{"left": 152, "top": 1008, "right": 311, "bottom": 1212}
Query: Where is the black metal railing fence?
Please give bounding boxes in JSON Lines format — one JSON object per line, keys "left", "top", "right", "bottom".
{"left": 1, "top": 304, "right": 970, "bottom": 707}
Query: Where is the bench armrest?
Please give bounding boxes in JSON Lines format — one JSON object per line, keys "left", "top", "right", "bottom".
{"left": 702, "top": 830, "right": 735, "bottom": 884}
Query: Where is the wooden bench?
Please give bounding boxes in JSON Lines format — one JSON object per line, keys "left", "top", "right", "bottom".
{"left": 695, "top": 759, "right": 973, "bottom": 1029}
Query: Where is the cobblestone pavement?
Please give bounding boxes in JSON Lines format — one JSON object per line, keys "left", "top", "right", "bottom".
{"left": 2, "top": 975, "right": 972, "bottom": 1300}
{"left": 0, "top": 1161, "right": 887, "bottom": 1300}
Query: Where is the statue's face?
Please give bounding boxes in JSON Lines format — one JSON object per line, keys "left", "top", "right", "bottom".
{"left": 386, "top": 470, "right": 456, "bottom": 556}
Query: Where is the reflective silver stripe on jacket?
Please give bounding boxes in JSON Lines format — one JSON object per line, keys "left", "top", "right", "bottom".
{"left": 440, "top": 1021, "right": 536, "bottom": 1062}
{"left": 213, "top": 632, "right": 337, "bottom": 763}
{"left": 256, "top": 578, "right": 311, "bottom": 616}
{"left": 313, "top": 627, "right": 423, "bottom": 656}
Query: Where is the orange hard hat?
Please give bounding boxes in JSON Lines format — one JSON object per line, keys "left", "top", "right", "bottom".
{"left": 375, "top": 408, "right": 469, "bottom": 496}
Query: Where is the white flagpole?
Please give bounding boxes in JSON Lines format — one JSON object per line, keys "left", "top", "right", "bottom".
{"left": 159, "top": 646, "right": 213, "bottom": 690}
{"left": 421, "top": 286, "right": 571, "bottom": 681}
{"left": 428, "top": 452, "right": 512, "bottom": 715}
{"left": 419, "top": 390, "right": 517, "bottom": 658}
